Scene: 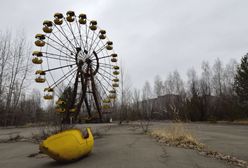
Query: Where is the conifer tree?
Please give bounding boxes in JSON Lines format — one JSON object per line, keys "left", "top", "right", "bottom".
{"left": 234, "top": 54, "right": 248, "bottom": 102}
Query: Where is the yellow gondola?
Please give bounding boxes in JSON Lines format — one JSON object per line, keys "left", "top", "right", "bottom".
{"left": 113, "top": 66, "right": 119, "bottom": 70}
{"left": 32, "top": 51, "right": 43, "bottom": 57}
{"left": 66, "top": 11, "right": 75, "bottom": 22}
{"left": 56, "top": 99, "right": 65, "bottom": 105}
{"left": 100, "top": 30, "right": 106, "bottom": 34}
{"left": 102, "top": 104, "right": 110, "bottom": 109}
{"left": 89, "top": 20, "right": 97, "bottom": 31}
{"left": 111, "top": 58, "right": 117, "bottom": 62}
{"left": 54, "top": 13, "right": 63, "bottom": 19}
{"left": 43, "top": 20, "right": 53, "bottom": 33}
{"left": 43, "top": 26, "right": 53, "bottom": 33}
{"left": 113, "top": 71, "right": 119, "bottom": 75}
{"left": 112, "top": 83, "right": 119, "bottom": 87}
{"left": 54, "top": 13, "right": 63, "bottom": 25}
{"left": 35, "top": 34, "right": 45, "bottom": 47}
{"left": 106, "top": 45, "right": 112, "bottom": 50}
{"left": 43, "top": 87, "right": 54, "bottom": 100}
{"left": 79, "top": 13, "right": 87, "bottom": 24}
{"left": 35, "top": 34, "right": 45, "bottom": 40}
{"left": 55, "top": 107, "right": 65, "bottom": 113}
{"left": 44, "top": 95, "right": 53, "bottom": 100}
{"left": 99, "top": 34, "right": 106, "bottom": 39}
{"left": 32, "top": 57, "right": 43, "bottom": 64}
{"left": 44, "top": 87, "right": 54, "bottom": 92}
{"left": 35, "top": 70, "right": 46, "bottom": 75}
{"left": 106, "top": 41, "right": 113, "bottom": 50}
{"left": 103, "top": 99, "right": 111, "bottom": 103}
{"left": 35, "top": 40, "right": 45, "bottom": 47}
{"left": 66, "top": 11, "right": 75, "bottom": 16}
{"left": 69, "top": 108, "right": 77, "bottom": 113}
{"left": 35, "top": 77, "right": 46, "bottom": 83}
{"left": 66, "top": 16, "right": 74, "bottom": 22}
{"left": 112, "top": 78, "right": 119, "bottom": 82}
{"left": 99, "top": 30, "right": 106, "bottom": 39}
{"left": 107, "top": 41, "right": 113, "bottom": 45}
{"left": 109, "top": 90, "right": 116, "bottom": 94}
{"left": 54, "top": 18, "right": 63, "bottom": 25}
{"left": 111, "top": 53, "right": 117, "bottom": 57}
{"left": 39, "top": 128, "right": 94, "bottom": 162}
{"left": 109, "top": 94, "right": 116, "bottom": 99}
{"left": 35, "top": 70, "right": 46, "bottom": 83}
{"left": 43, "top": 20, "right": 53, "bottom": 26}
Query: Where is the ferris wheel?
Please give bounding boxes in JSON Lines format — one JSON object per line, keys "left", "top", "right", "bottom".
{"left": 32, "top": 11, "right": 119, "bottom": 123}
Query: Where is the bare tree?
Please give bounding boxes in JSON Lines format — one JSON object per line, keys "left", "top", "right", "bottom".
{"left": 223, "top": 59, "right": 237, "bottom": 96}
{"left": 164, "top": 72, "right": 175, "bottom": 95}
{"left": 212, "top": 58, "right": 224, "bottom": 96}
{"left": 142, "top": 81, "right": 152, "bottom": 100}
{"left": 140, "top": 81, "right": 153, "bottom": 132}
{"left": 187, "top": 68, "right": 199, "bottom": 98}
{"left": 131, "top": 88, "right": 141, "bottom": 120}
{"left": 0, "top": 30, "right": 32, "bottom": 126}
{"left": 153, "top": 75, "right": 164, "bottom": 97}
{"left": 200, "top": 61, "right": 212, "bottom": 96}
{"left": 186, "top": 68, "right": 201, "bottom": 121}
{"left": 172, "top": 70, "right": 185, "bottom": 96}
{"left": 119, "top": 64, "right": 132, "bottom": 122}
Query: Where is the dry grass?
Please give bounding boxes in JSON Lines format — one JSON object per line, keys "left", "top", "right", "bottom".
{"left": 233, "top": 119, "right": 248, "bottom": 125}
{"left": 150, "top": 123, "right": 248, "bottom": 168}
{"left": 150, "top": 123, "right": 204, "bottom": 150}
{"left": 214, "top": 120, "right": 248, "bottom": 125}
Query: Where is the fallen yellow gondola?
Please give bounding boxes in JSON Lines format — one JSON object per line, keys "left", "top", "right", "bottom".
{"left": 39, "top": 128, "right": 94, "bottom": 162}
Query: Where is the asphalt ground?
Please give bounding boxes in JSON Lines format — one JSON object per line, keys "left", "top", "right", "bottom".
{"left": 150, "top": 122, "right": 248, "bottom": 161}
{"left": 0, "top": 123, "right": 243, "bottom": 168}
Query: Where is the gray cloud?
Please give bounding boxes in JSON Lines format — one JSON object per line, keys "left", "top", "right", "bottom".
{"left": 0, "top": 0, "right": 248, "bottom": 89}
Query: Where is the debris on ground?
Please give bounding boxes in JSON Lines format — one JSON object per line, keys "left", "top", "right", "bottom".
{"left": 150, "top": 124, "right": 248, "bottom": 168}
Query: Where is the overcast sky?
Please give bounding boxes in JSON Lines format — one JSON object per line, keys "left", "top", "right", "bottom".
{"left": 1, "top": 0, "right": 248, "bottom": 90}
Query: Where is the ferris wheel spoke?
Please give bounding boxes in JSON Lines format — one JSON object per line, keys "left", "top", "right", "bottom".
{"left": 89, "top": 44, "right": 107, "bottom": 60}
{"left": 53, "top": 70, "right": 77, "bottom": 94}
{"left": 75, "top": 19, "right": 85, "bottom": 51}
{"left": 46, "top": 42, "right": 75, "bottom": 59}
{"left": 88, "top": 32, "right": 99, "bottom": 55}
{"left": 92, "top": 62, "right": 112, "bottom": 70}
{"left": 53, "top": 24, "right": 77, "bottom": 51}
{"left": 98, "top": 67, "right": 116, "bottom": 79}
{"left": 49, "top": 68, "right": 77, "bottom": 94}
{"left": 64, "top": 18, "right": 80, "bottom": 47}
{"left": 88, "top": 31, "right": 95, "bottom": 53}
{"left": 43, "top": 52, "right": 75, "bottom": 60}
{"left": 49, "top": 33, "right": 76, "bottom": 55}
{"left": 97, "top": 71, "right": 114, "bottom": 88}
{"left": 62, "top": 69, "right": 78, "bottom": 91}
{"left": 42, "top": 55, "right": 76, "bottom": 63}
{"left": 94, "top": 63, "right": 112, "bottom": 69}
{"left": 85, "top": 23, "right": 89, "bottom": 50}
{"left": 85, "top": 23, "right": 92, "bottom": 51}
{"left": 95, "top": 44, "right": 108, "bottom": 54}
{"left": 44, "top": 63, "right": 76, "bottom": 72}
{"left": 92, "top": 86, "right": 104, "bottom": 103}
{"left": 92, "top": 55, "right": 112, "bottom": 60}
{"left": 50, "top": 67, "right": 77, "bottom": 88}
{"left": 95, "top": 76, "right": 110, "bottom": 96}
{"left": 89, "top": 36, "right": 102, "bottom": 56}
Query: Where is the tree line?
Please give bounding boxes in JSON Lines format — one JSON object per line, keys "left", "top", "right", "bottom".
{"left": 117, "top": 57, "right": 248, "bottom": 122}
{"left": 0, "top": 29, "right": 247, "bottom": 126}
{"left": 0, "top": 31, "right": 50, "bottom": 126}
